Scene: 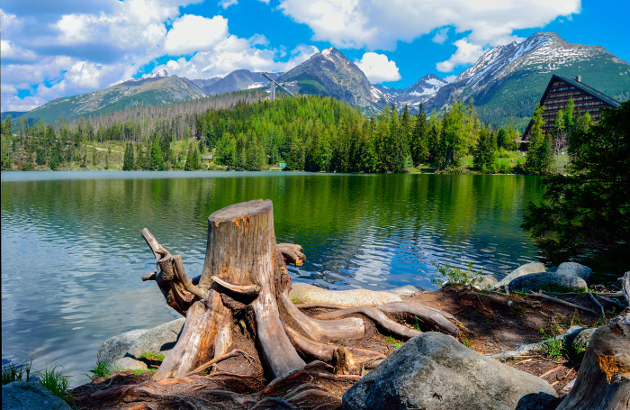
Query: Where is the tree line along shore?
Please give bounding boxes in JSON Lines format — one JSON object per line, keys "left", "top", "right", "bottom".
{"left": 0, "top": 93, "right": 590, "bottom": 175}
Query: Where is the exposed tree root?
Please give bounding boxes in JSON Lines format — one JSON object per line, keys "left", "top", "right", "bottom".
{"left": 316, "top": 306, "right": 421, "bottom": 340}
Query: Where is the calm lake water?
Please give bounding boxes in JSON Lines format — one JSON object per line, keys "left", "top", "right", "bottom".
{"left": 1, "top": 171, "right": 543, "bottom": 385}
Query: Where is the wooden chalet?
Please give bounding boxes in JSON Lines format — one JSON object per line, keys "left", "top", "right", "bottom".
{"left": 521, "top": 74, "right": 621, "bottom": 149}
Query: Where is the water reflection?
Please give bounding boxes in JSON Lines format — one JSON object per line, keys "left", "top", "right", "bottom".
{"left": 1, "top": 171, "right": 542, "bottom": 384}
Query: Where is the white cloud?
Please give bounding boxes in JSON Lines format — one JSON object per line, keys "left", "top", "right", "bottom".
{"left": 444, "top": 75, "right": 457, "bottom": 83}
{"left": 436, "top": 39, "right": 485, "bottom": 72}
{"left": 1, "top": 40, "right": 37, "bottom": 61}
{"left": 355, "top": 52, "right": 400, "bottom": 83}
{"left": 277, "top": 0, "right": 581, "bottom": 65}
{"left": 156, "top": 38, "right": 318, "bottom": 80}
{"left": 219, "top": 0, "right": 238, "bottom": 8}
{"left": 164, "top": 14, "right": 229, "bottom": 55}
{"left": 432, "top": 27, "right": 449, "bottom": 44}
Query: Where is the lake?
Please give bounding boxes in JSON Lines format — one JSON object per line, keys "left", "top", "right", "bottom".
{"left": 1, "top": 171, "right": 543, "bottom": 385}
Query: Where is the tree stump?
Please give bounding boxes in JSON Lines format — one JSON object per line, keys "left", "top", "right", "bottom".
{"left": 141, "top": 199, "right": 458, "bottom": 383}
{"left": 556, "top": 313, "right": 630, "bottom": 410}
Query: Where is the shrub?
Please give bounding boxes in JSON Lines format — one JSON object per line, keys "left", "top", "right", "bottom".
{"left": 430, "top": 261, "right": 484, "bottom": 287}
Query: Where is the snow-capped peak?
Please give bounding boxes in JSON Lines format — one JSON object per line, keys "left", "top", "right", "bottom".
{"left": 143, "top": 69, "right": 168, "bottom": 79}
{"left": 322, "top": 47, "right": 333, "bottom": 56}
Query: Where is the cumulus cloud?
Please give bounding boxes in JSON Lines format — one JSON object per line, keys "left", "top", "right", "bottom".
{"left": 355, "top": 52, "right": 400, "bottom": 83}
{"left": 436, "top": 39, "right": 485, "bottom": 72}
{"left": 432, "top": 27, "right": 449, "bottom": 44}
{"left": 156, "top": 41, "right": 318, "bottom": 79}
{"left": 219, "top": 0, "right": 238, "bottom": 8}
{"left": 278, "top": 0, "right": 580, "bottom": 68}
{"left": 164, "top": 15, "right": 229, "bottom": 55}
{"left": 1, "top": 0, "right": 321, "bottom": 111}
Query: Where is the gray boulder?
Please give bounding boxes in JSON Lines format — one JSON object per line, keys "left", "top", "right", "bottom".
{"left": 126, "top": 318, "right": 185, "bottom": 359}
{"left": 111, "top": 357, "right": 148, "bottom": 372}
{"left": 97, "top": 328, "right": 147, "bottom": 365}
{"left": 508, "top": 272, "right": 587, "bottom": 292}
{"left": 494, "top": 262, "right": 546, "bottom": 289}
{"left": 556, "top": 262, "right": 592, "bottom": 281}
{"left": 570, "top": 328, "right": 596, "bottom": 353}
{"left": 474, "top": 274, "right": 498, "bottom": 290}
{"left": 2, "top": 381, "right": 70, "bottom": 410}
{"left": 342, "top": 332, "right": 557, "bottom": 410}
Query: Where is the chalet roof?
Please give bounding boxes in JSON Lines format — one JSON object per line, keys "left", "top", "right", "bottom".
{"left": 523, "top": 74, "right": 621, "bottom": 137}
{"left": 554, "top": 75, "right": 621, "bottom": 108}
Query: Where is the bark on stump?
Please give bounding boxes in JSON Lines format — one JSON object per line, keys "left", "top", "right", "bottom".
{"left": 557, "top": 313, "right": 630, "bottom": 410}
{"left": 140, "top": 199, "right": 459, "bottom": 383}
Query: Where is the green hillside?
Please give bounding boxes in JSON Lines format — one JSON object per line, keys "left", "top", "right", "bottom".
{"left": 475, "top": 56, "right": 630, "bottom": 130}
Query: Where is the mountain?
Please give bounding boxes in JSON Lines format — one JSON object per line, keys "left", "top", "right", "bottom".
{"left": 24, "top": 70, "right": 206, "bottom": 123}
{"left": 374, "top": 74, "right": 449, "bottom": 109}
{"left": 192, "top": 70, "right": 282, "bottom": 95}
{"left": 276, "top": 47, "right": 389, "bottom": 113}
{"left": 424, "top": 32, "right": 630, "bottom": 129}
{"left": 1, "top": 111, "right": 27, "bottom": 121}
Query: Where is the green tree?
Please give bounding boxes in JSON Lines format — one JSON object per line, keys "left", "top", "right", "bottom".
{"left": 523, "top": 101, "right": 630, "bottom": 270}
{"left": 473, "top": 127, "right": 497, "bottom": 172}
{"left": 184, "top": 143, "right": 201, "bottom": 170}
{"left": 123, "top": 143, "right": 135, "bottom": 171}
{"left": 524, "top": 104, "right": 550, "bottom": 174}
{"left": 410, "top": 104, "right": 429, "bottom": 165}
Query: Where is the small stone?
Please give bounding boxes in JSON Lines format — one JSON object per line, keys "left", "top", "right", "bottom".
{"left": 111, "top": 357, "right": 148, "bottom": 371}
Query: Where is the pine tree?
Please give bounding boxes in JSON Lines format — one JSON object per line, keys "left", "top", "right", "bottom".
{"left": 123, "top": 143, "right": 135, "bottom": 170}
{"left": 473, "top": 127, "right": 497, "bottom": 172}
{"left": 184, "top": 143, "right": 201, "bottom": 170}
{"left": 410, "top": 104, "right": 429, "bottom": 165}
{"left": 524, "top": 104, "right": 550, "bottom": 174}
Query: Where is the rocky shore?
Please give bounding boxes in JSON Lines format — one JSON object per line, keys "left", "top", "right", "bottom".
{"left": 4, "top": 264, "right": 628, "bottom": 410}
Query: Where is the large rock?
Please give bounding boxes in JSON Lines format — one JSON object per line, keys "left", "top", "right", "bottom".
{"left": 556, "top": 262, "right": 592, "bottom": 281}
{"left": 126, "top": 318, "right": 185, "bottom": 359}
{"left": 474, "top": 274, "right": 498, "bottom": 290}
{"left": 494, "top": 262, "right": 546, "bottom": 289}
{"left": 569, "top": 328, "right": 596, "bottom": 354}
{"left": 97, "top": 329, "right": 147, "bottom": 365}
{"left": 343, "top": 332, "right": 557, "bottom": 410}
{"left": 507, "top": 272, "right": 587, "bottom": 292}
{"left": 2, "top": 381, "right": 71, "bottom": 410}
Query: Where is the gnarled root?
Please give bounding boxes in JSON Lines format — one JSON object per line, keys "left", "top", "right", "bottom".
{"left": 376, "top": 301, "right": 459, "bottom": 336}
{"left": 317, "top": 306, "right": 421, "bottom": 340}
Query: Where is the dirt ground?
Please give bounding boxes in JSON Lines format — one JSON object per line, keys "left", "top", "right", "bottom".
{"left": 70, "top": 285, "right": 620, "bottom": 410}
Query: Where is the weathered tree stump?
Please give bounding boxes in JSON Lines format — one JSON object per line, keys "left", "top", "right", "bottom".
{"left": 141, "top": 199, "right": 458, "bottom": 384}
{"left": 556, "top": 312, "right": 630, "bottom": 410}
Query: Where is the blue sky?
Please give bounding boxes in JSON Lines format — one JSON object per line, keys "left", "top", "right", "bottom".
{"left": 1, "top": 0, "right": 628, "bottom": 112}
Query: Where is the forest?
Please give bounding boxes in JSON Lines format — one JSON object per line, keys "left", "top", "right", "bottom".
{"left": 1, "top": 92, "right": 587, "bottom": 175}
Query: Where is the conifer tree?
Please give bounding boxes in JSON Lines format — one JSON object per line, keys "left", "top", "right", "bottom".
{"left": 524, "top": 104, "right": 550, "bottom": 174}
{"left": 123, "top": 143, "right": 135, "bottom": 170}
{"left": 410, "top": 104, "right": 429, "bottom": 165}
{"left": 473, "top": 127, "right": 497, "bottom": 172}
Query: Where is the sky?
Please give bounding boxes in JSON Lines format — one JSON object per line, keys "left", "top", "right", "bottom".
{"left": 1, "top": 0, "right": 629, "bottom": 113}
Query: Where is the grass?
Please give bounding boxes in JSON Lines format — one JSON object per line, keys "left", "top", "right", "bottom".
{"left": 132, "top": 369, "right": 157, "bottom": 375}
{"left": 37, "top": 365, "right": 73, "bottom": 402}
{"left": 87, "top": 362, "right": 113, "bottom": 379}
{"left": 460, "top": 334, "right": 474, "bottom": 349}
{"left": 139, "top": 352, "right": 165, "bottom": 361}
{"left": 2, "top": 362, "right": 33, "bottom": 385}
{"left": 291, "top": 297, "right": 300, "bottom": 304}
{"left": 385, "top": 336, "right": 396, "bottom": 344}
{"left": 539, "top": 329, "right": 566, "bottom": 361}
{"left": 413, "top": 317, "right": 422, "bottom": 332}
